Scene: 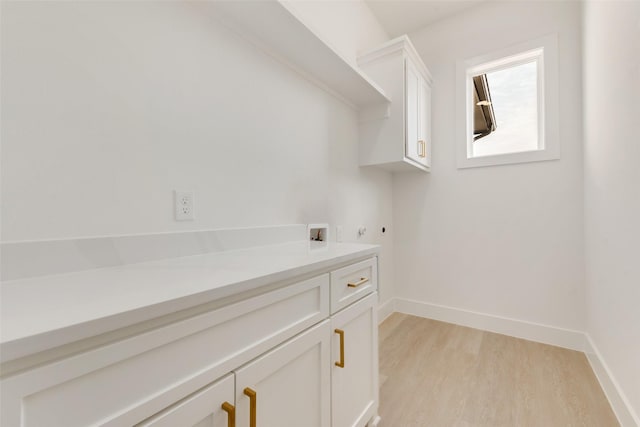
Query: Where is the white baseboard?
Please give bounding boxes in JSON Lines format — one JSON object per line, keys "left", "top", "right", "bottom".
{"left": 377, "top": 298, "right": 395, "bottom": 324}
{"left": 584, "top": 335, "right": 640, "bottom": 427}
{"left": 394, "top": 297, "right": 586, "bottom": 351}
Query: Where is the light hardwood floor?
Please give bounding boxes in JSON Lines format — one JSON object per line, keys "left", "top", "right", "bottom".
{"left": 378, "top": 313, "right": 619, "bottom": 427}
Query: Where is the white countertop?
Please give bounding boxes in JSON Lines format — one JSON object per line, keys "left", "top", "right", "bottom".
{"left": 0, "top": 241, "right": 378, "bottom": 363}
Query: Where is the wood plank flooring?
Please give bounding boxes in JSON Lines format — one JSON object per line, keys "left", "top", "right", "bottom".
{"left": 378, "top": 313, "right": 618, "bottom": 427}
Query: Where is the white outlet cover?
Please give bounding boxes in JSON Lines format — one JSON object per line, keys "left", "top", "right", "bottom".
{"left": 175, "top": 190, "right": 195, "bottom": 221}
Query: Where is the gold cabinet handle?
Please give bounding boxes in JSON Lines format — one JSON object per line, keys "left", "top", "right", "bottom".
{"left": 418, "top": 140, "right": 426, "bottom": 158}
{"left": 335, "top": 329, "right": 345, "bottom": 368}
{"left": 347, "top": 277, "right": 369, "bottom": 288}
{"left": 243, "top": 388, "right": 257, "bottom": 427}
{"left": 221, "top": 402, "right": 235, "bottom": 427}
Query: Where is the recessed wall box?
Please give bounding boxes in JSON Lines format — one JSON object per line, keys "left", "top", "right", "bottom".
{"left": 308, "top": 224, "right": 329, "bottom": 250}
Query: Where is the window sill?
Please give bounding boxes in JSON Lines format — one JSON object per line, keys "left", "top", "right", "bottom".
{"left": 457, "top": 146, "right": 560, "bottom": 169}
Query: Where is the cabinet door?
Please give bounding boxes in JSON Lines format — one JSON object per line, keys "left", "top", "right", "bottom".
{"left": 419, "top": 75, "right": 432, "bottom": 169}
{"left": 406, "top": 58, "right": 431, "bottom": 169}
{"left": 331, "top": 292, "right": 379, "bottom": 427}
{"left": 235, "top": 321, "right": 331, "bottom": 427}
{"left": 136, "top": 373, "right": 234, "bottom": 427}
{"left": 405, "top": 59, "right": 421, "bottom": 164}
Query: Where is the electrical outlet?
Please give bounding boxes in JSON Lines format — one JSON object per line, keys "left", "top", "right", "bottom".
{"left": 174, "top": 191, "right": 195, "bottom": 221}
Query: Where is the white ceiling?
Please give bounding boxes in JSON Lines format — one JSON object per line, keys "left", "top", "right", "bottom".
{"left": 365, "top": 0, "right": 484, "bottom": 37}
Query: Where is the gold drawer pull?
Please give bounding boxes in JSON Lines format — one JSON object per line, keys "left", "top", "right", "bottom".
{"left": 244, "top": 388, "right": 257, "bottom": 427}
{"left": 221, "top": 401, "right": 235, "bottom": 427}
{"left": 335, "top": 329, "right": 345, "bottom": 368}
{"left": 418, "top": 140, "right": 427, "bottom": 158}
{"left": 347, "top": 277, "right": 369, "bottom": 288}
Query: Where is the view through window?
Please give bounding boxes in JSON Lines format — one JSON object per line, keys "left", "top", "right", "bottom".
{"left": 472, "top": 60, "right": 539, "bottom": 157}
{"left": 457, "top": 35, "right": 559, "bottom": 169}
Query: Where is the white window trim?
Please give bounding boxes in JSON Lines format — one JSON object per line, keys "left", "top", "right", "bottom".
{"left": 456, "top": 34, "right": 560, "bottom": 169}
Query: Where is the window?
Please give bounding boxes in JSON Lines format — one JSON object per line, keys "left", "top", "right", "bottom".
{"left": 456, "top": 35, "right": 559, "bottom": 168}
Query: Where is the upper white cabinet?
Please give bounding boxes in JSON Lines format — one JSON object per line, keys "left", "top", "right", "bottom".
{"left": 358, "top": 36, "right": 433, "bottom": 172}
{"left": 207, "top": 1, "right": 390, "bottom": 109}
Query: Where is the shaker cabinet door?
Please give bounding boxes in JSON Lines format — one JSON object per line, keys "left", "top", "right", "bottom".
{"left": 419, "top": 75, "right": 432, "bottom": 168}
{"left": 331, "top": 292, "right": 379, "bottom": 427}
{"left": 405, "top": 59, "right": 422, "bottom": 165}
{"left": 234, "top": 321, "right": 331, "bottom": 427}
{"left": 406, "top": 58, "right": 430, "bottom": 168}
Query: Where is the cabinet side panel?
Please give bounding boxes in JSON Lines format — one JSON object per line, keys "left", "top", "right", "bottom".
{"left": 359, "top": 52, "right": 406, "bottom": 166}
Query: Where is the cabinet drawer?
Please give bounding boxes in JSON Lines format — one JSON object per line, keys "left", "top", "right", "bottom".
{"left": 9, "top": 274, "right": 329, "bottom": 427}
{"left": 330, "top": 257, "right": 377, "bottom": 314}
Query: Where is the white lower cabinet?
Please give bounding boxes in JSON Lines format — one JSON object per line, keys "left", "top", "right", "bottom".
{"left": 0, "top": 257, "right": 378, "bottom": 427}
{"left": 331, "top": 293, "right": 379, "bottom": 427}
{"left": 138, "top": 322, "right": 331, "bottom": 427}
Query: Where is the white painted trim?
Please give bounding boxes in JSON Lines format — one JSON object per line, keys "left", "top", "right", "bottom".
{"left": 377, "top": 298, "right": 395, "bottom": 324}
{"left": 394, "top": 298, "right": 586, "bottom": 351}
{"left": 584, "top": 334, "right": 640, "bottom": 427}
{"left": 456, "top": 34, "right": 560, "bottom": 169}
{"left": 357, "top": 35, "right": 432, "bottom": 84}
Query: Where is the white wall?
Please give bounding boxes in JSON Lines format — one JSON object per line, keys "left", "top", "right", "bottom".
{"left": 278, "top": 0, "right": 395, "bottom": 305}
{"left": 392, "top": 1, "right": 585, "bottom": 330}
{"left": 583, "top": 0, "right": 640, "bottom": 421}
{"left": 0, "top": 1, "right": 395, "bottom": 302}
{"left": 282, "top": 0, "right": 389, "bottom": 68}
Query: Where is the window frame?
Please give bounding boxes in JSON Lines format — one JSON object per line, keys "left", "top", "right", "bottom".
{"left": 456, "top": 34, "right": 560, "bottom": 169}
